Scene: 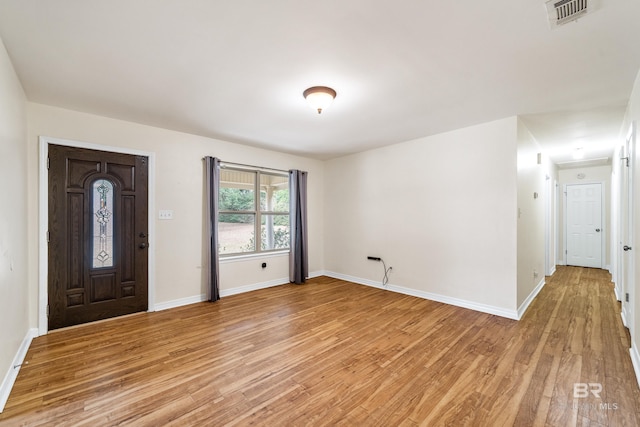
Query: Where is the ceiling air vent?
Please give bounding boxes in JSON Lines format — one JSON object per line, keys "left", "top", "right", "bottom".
{"left": 546, "top": 0, "right": 598, "bottom": 28}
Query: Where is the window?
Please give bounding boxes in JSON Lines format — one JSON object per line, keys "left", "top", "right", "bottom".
{"left": 218, "top": 167, "right": 289, "bottom": 256}
{"left": 92, "top": 179, "right": 115, "bottom": 268}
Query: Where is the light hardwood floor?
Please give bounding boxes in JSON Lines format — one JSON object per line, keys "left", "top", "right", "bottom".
{"left": 1, "top": 266, "right": 639, "bottom": 426}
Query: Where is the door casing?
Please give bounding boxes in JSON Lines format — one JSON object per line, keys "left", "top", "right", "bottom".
{"left": 39, "top": 136, "right": 156, "bottom": 335}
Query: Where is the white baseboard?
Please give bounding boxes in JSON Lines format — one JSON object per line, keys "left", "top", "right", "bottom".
{"left": 154, "top": 274, "right": 313, "bottom": 311}
{"left": 154, "top": 294, "right": 207, "bottom": 311}
{"left": 621, "top": 309, "right": 629, "bottom": 328}
{"left": 324, "top": 271, "right": 519, "bottom": 320}
{"left": 220, "top": 277, "right": 289, "bottom": 297}
{"left": 630, "top": 342, "right": 640, "bottom": 389}
{"left": 548, "top": 266, "right": 556, "bottom": 277}
{"left": 219, "top": 271, "right": 325, "bottom": 297}
{"left": 517, "top": 278, "right": 546, "bottom": 320}
{"left": 324, "top": 271, "right": 381, "bottom": 289}
{"left": 0, "top": 328, "right": 38, "bottom": 413}
{"left": 614, "top": 284, "right": 621, "bottom": 302}
{"left": 308, "top": 270, "right": 325, "bottom": 279}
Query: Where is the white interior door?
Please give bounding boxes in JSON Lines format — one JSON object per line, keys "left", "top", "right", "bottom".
{"left": 566, "top": 183, "right": 603, "bottom": 268}
{"left": 621, "top": 124, "right": 635, "bottom": 331}
{"left": 621, "top": 145, "right": 630, "bottom": 325}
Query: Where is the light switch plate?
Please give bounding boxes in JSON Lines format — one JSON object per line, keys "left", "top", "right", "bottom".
{"left": 158, "top": 210, "right": 174, "bottom": 220}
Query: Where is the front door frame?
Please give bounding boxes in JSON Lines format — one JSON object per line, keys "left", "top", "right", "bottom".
{"left": 38, "top": 136, "right": 156, "bottom": 335}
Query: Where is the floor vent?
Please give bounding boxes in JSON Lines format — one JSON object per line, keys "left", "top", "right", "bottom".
{"left": 546, "top": 0, "right": 597, "bottom": 28}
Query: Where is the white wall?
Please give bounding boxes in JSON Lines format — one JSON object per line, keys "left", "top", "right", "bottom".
{"left": 516, "top": 119, "right": 546, "bottom": 308}
{"left": 26, "top": 103, "right": 325, "bottom": 317}
{"left": 0, "top": 37, "right": 30, "bottom": 410}
{"left": 324, "top": 117, "right": 519, "bottom": 315}
{"left": 557, "top": 165, "right": 612, "bottom": 268}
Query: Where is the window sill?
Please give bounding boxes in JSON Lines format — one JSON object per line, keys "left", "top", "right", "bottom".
{"left": 220, "top": 250, "right": 290, "bottom": 264}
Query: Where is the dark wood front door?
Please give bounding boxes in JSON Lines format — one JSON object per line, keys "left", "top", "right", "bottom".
{"left": 48, "top": 144, "right": 149, "bottom": 330}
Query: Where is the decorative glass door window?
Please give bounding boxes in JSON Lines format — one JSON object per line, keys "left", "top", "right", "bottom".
{"left": 92, "top": 179, "right": 114, "bottom": 268}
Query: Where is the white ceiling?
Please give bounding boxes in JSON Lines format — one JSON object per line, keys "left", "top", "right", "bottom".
{"left": 0, "top": 0, "right": 639, "bottom": 162}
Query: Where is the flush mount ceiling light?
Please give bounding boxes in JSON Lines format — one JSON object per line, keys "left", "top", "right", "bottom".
{"left": 303, "top": 86, "right": 336, "bottom": 114}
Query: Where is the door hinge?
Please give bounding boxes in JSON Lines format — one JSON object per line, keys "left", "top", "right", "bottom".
{"left": 46, "top": 304, "right": 49, "bottom": 317}
{"left": 626, "top": 293, "right": 630, "bottom": 303}
{"left": 47, "top": 156, "right": 50, "bottom": 170}
{"left": 47, "top": 230, "right": 50, "bottom": 243}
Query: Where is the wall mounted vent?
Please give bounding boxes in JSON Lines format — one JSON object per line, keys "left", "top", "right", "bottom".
{"left": 546, "top": 0, "right": 599, "bottom": 28}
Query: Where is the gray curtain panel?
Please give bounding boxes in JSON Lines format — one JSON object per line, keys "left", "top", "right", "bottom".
{"left": 289, "top": 169, "right": 308, "bottom": 284}
{"left": 205, "top": 156, "right": 221, "bottom": 301}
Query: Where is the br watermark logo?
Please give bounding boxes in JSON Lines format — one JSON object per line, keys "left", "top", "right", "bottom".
{"left": 573, "top": 383, "right": 602, "bottom": 398}
{"left": 572, "top": 383, "right": 619, "bottom": 411}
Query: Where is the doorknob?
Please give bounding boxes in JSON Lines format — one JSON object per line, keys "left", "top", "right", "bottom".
{"left": 139, "top": 243, "right": 148, "bottom": 249}
{"left": 139, "top": 232, "right": 147, "bottom": 238}
{"left": 624, "top": 245, "right": 632, "bottom": 251}
{"left": 595, "top": 228, "right": 601, "bottom": 232}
